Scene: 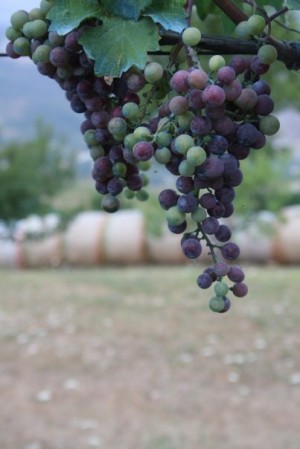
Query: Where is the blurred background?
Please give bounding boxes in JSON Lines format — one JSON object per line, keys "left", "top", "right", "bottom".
{"left": 1, "top": 2, "right": 300, "bottom": 449}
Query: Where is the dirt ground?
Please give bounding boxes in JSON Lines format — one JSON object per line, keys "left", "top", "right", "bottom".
{"left": 1, "top": 265, "right": 300, "bottom": 449}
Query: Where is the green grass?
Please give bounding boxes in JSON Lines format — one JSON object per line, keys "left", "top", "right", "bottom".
{"left": 0, "top": 265, "right": 300, "bottom": 449}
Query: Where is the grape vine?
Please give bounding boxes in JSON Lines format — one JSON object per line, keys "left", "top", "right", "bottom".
{"left": 4, "top": 0, "right": 300, "bottom": 312}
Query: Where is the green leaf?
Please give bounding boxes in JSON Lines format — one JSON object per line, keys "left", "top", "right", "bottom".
{"left": 252, "top": 0, "right": 283, "bottom": 9}
{"left": 47, "top": 0, "right": 105, "bottom": 35}
{"left": 143, "top": 0, "right": 187, "bottom": 33}
{"left": 287, "top": 0, "right": 300, "bottom": 9}
{"left": 102, "top": 0, "right": 153, "bottom": 20}
{"left": 79, "top": 17, "right": 160, "bottom": 77}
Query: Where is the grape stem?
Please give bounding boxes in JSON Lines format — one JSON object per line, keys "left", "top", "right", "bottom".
{"left": 197, "top": 224, "right": 218, "bottom": 265}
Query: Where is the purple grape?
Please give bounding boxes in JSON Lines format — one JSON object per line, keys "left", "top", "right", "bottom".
{"left": 252, "top": 79, "right": 271, "bottom": 95}
{"left": 127, "top": 174, "right": 143, "bottom": 191}
{"left": 221, "top": 242, "right": 240, "bottom": 261}
{"left": 133, "top": 142, "right": 154, "bottom": 161}
{"left": 37, "top": 62, "right": 56, "bottom": 77}
{"left": 177, "top": 194, "right": 198, "bottom": 213}
{"left": 169, "top": 96, "right": 189, "bottom": 115}
{"left": 190, "top": 116, "right": 212, "bottom": 136}
{"left": 204, "top": 267, "right": 218, "bottom": 282}
{"left": 70, "top": 94, "right": 86, "bottom": 113}
{"left": 207, "top": 135, "right": 228, "bottom": 156}
{"left": 254, "top": 94, "right": 274, "bottom": 116}
{"left": 220, "top": 297, "right": 231, "bottom": 313}
{"left": 251, "top": 131, "right": 266, "bottom": 149}
{"left": 227, "top": 266, "right": 245, "bottom": 283}
{"left": 80, "top": 119, "right": 95, "bottom": 134}
{"left": 168, "top": 221, "right": 187, "bottom": 234}
{"left": 201, "top": 217, "right": 220, "bottom": 235}
{"left": 186, "top": 89, "right": 205, "bottom": 111}
{"left": 49, "top": 46, "right": 70, "bottom": 67}
{"left": 215, "top": 186, "right": 235, "bottom": 203}
{"left": 220, "top": 153, "right": 239, "bottom": 176}
{"left": 187, "top": 68, "right": 208, "bottom": 89}
{"left": 217, "top": 66, "right": 236, "bottom": 84}
{"left": 223, "top": 79, "right": 243, "bottom": 101}
{"left": 197, "top": 273, "right": 213, "bottom": 289}
{"left": 181, "top": 238, "right": 202, "bottom": 259}
{"left": 166, "top": 155, "right": 182, "bottom": 176}
{"left": 208, "top": 201, "right": 225, "bottom": 218}
{"left": 230, "top": 55, "right": 248, "bottom": 74}
{"left": 93, "top": 157, "right": 113, "bottom": 182}
{"left": 231, "top": 282, "right": 248, "bottom": 297}
{"left": 206, "top": 105, "right": 225, "bottom": 120}
{"left": 224, "top": 168, "right": 243, "bottom": 187}
{"left": 107, "top": 177, "right": 124, "bottom": 196}
{"left": 228, "top": 143, "right": 250, "bottom": 160}
{"left": 126, "top": 72, "right": 145, "bottom": 92}
{"left": 222, "top": 202, "right": 234, "bottom": 218}
{"left": 95, "top": 180, "right": 109, "bottom": 194}
{"left": 199, "top": 193, "right": 217, "bottom": 209}
{"left": 213, "top": 116, "right": 235, "bottom": 136}
{"left": 158, "top": 189, "right": 178, "bottom": 210}
{"left": 202, "top": 85, "right": 226, "bottom": 106}
{"left": 196, "top": 156, "right": 224, "bottom": 179}
{"left": 170, "top": 70, "right": 189, "bottom": 93}
{"left": 77, "top": 79, "right": 93, "bottom": 99}
{"left": 213, "top": 261, "right": 230, "bottom": 276}
{"left": 176, "top": 176, "right": 194, "bottom": 193}
{"left": 250, "top": 56, "right": 269, "bottom": 75}
{"left": 109, "top": 145, "right": 124, "bottom": 162}
{"left": 215, "top": 224, "right": 231, "bottom": 242}
{"left": 91, "top": 111, "right": 109, "bottom": 128}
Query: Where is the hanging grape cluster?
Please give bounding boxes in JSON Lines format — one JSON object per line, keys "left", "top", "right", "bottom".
{"left": 6, "top": 1, "right": 281, "bottom": 312}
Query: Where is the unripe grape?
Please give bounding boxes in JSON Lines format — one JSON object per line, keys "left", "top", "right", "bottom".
{"left": 32, "top": 44, "right": 51, "bottom": 63}
{"left": 209, "top": 296, "right": 227, "bottom": 313}
{"left": 191, "top": 207, "right": 207, "bottom": 223}
{"left": 169, "top": 96, "right": 189, "bottom": 115}
{"left": 101, "top": 194, "right": 120, "bottom": 213}
{"left": 133, "top": 126, "right": 152, "bottom": 140}
{"left": 182, "top": 27, "right": 202, "bottom": 46}
{"left": 186, "top": 146, "right": 206, "bottom": 166}
{"left": 108, "top": 117, "right": 127, "bottom": 137}
{"left": 258, "top": 44, "right": 278, "bottom": 65}
{"left": 10, "top": 10, "right": 29, "bottom": 30}
{"left": 13, "top": 37, "right": 31, "bottom": 56}
{"left": 178, "top": 160, "right": 195, "bottom": 177}
{"left": 235, "top": 21, "right": 251, "bottom": 39}
{"left": 259, "top": 115, "right": 280, "bottom": 136}
{"left": 209, "top": 55, "right": 225, "bottom": 72}
{"left": 40, "top": 0, "right": 54, "bottom": 14}
{"left": 174, "top": 134, "right": 194, "bottom": 155}
{"left": 144, "top": 62, "right": 164, "bottom": 83}
{"left": 214, "top": 281, "right": 229, "bottom": 296}
{"left": 136, "top": 189, "right": 149, "bottom": 202}
{"left": 154, "top": 147, "right": 172, "bottom": 164}
{"left": 122, "top": 102, "right": 140, "bottom": 121}
{"left": 29, "top": 8, "right": 46, "bottom": 20}
{"left": 29, "top": 19, "right": 48, "bottom": 38}
{"left": 5, "top": 27, "right": 22, "bottom": 42}
{"left": 247, "top": 15, "right": 266, "bottom": 35}
{"left": 166, "top": 206, "right": 186, "bottom": 226}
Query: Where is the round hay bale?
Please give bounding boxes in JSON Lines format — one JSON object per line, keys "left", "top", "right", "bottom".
{"left": 63, "top": 211, "right": 108, "bottom": 265}
{"left": 147, "top": 229, "right": 186, "bottom": 264}
{"left": 104, "top": 210, "right": 147, "bottom": 263}
{"left": 21, "top": 233, "right": 62, "bottom": 268}
{"left": 271, "top": 206, "right": 300, "bottom": 263}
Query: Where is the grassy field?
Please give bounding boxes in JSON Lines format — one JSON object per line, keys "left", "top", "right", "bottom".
{"left": 1, "top": 265, "right": 300, "bottom": 449}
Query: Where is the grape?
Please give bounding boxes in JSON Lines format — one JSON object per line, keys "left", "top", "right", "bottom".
{"left": 84, "top": 129, "right": 98, "bottom": 146}
{"left": 217, "top": 66, "right": 236, "bottom": 84}
{"left": 223, "top": 79, "right": 242, "bottom": 101}
{"left": 177, "top": 111, "right": 195, "bottom": 130}
{"left": 231, "top": 282, "right": 248, "bottom": 297}
{"left": 181, "top": 237, "right": 202, "bottom": 259}
{"left": 186, "top": 89, "right": 204, "bottom": 110}
{"left": 166, "top": 206, "right": 186, "bottom": 226}
{"left": 209, "top": 296, "right": 227, "bottom": 313}
{"left": 213, "top": 116, "right": 234, "bottom": 136}
{"left": 177, "top": 194, "right": 198, "bottom": 213}
{"left": 221, "top": 242, "right": 240, "bottom": 261}
{"left": 133, "top": 142, "right": 154, "bottom": 161}
{"left": 202, "top": 85, "right": 226, "bottom": 107}
{"left": 196, "top": 156, "right": 224, "bottom": 179}
{"left": 174, "top": 134, "right": 194, "bottom": 155}
{"left": 215, "top": 186, "right": 235, "bottom": 203}
{"left": 228, "top": 143, "right": 250, "bottom": 160}
{"left": 126, "top": 72, "right": 145, "bottom": 92}
{"left": 107, "top": 178, "right": 124, "bottom": 196}
{"left": 220, "top": 297, "right": 231, "bottom": 313}
{"left": 208, "top": 55, "right": 225, "bottom": 72}
{"left": 259, "top": 115, "right": 280, "bottom": 136}
{"left": 250, "top": 56, "right": 269, "bottom": 75}
{"left": 90, "top": 145, "right": 105, "bottom": 161}
{"left": 208, "top": 201, "right": 225, "bottom": 218}
{"left": 170, "top": 70, "right": 189, "bottom": 93}
{"left": 252, "top": 131, "right": 266, "bottom": 149}
{"left": 28, "top": 19, "right": 48, "bottom": 39}
{"left": 29, "top": 8, "right": 46, "bottom": 20}
{"left": 70, "top": 95, "right": 86, "bottom": 113}
{"left": 258, "top": 44, "right": 278, "bottom": 65}
{"left": 102, "top": 194, "right": 120, "bottom": 213}
{"left": 48, "top": 31, "right": 65, "bottom": 45}
{"left": 207, "top": 135, "right": 228, "bottom": 156}
{"left": 13, "top": 37, "right": 31, "bottom": 56}
{"left": 214, "top": 281, "right": 229, "bottom": 296}
{"left": 127, "top": 174, "right": 143, "bottom": 191}
{"left": 254, "top": 94, "right": 274, "bottom": 116}
{"left": 182, "top": 27, "right": 202, "bottom": 46}
{"left": 144, "top": 62, "right": 164, "bottom": 83}
{"left": 65, "top": 31, "right": 82, "bottom": 53}
{"left": 168, "top": 221, "right": 187, "bottom": 234}
{"left": 154, "top": 147, "right": 172, "bottom": 164}
{"left": 136, "top": 189, "right": 149, "bottom": 201}
{"left": 50, "top": 46, "right": 70, "bottom": 67}
{"left": 37, "top": 61, "right": 56, "bottom": 77}
{"left": 201, "top": 217, "right": 220, "bottom": 235}
{"left": 186, "top": 146, "right": 206, "bottom": 166}
{"left": 108, "top": 117, "right": 127, "bottom": 138}
{"left": 230, "top": 55, "right": 248, "bottom": 74}
{"left": 247, "top": 15, "right": 266, "bottom": 35}
{"left": 122, "top": 102, "right": 139, "bottom": 121}
{"left": 213, "top": 261, "right": 230, "bottom": 277}
{"left": 5, "top": 27, "right": 22, "bottom": 42}
{"left": 40, "top": 0, "right": 53, "bottom": 14}
{"left": 187, "top": 69, "right": 208, "bottom": 89}
{"left": 93, "top": 157, "right": 113, "bottom": 182}
{"left": 224, "top": 168, "right": 243, "bottom": 187}
{"left": 197, "top": 273, "right": 213, "bottom": 289}
{"left": 159, "top": 189, "right": 178, "bottom": 210}
{"left": 234, "top": 88, "right": 257, "bottom": 111}
{"left": 112, "top": 162, "right": 127, "bottom": 177}
{"left": 236, "top": 123, "right": 259, "bottom": 146}
{"left": 178, "top": 160, "right": 195, "bottom": 177}
{"left": 199, "top": 193, "right": 217, "bottom": 209}
{"left": 10, "top": 10, "right": 29, "bottom": 30}
{"left": 235, "top": 21, "right": 251, "bottom": 39}
{"left": 176, "top": 176, "right": 194, "bottom": 193}
{"left": 252, "top": 80, "right": 271, "bottom": 95}
{"left": 133, "top": 126, "right": 152, "bottom": 140}
{"left": 169, "top": 96, "right": 189, "bottom": 115}
{"left": 191, "top": 207, "right": 207, "bottom": 223}
{"left": 32, "top": 44, "right": 51, "bottom": 63}
{"left": 190, "top": 116, "right": 212, "bottom": 136}
{"left": 227, "top": 266, "right": 245, "bottom": 283}
{"left": 215, "top": 224, "right": 231, "bottom": 243}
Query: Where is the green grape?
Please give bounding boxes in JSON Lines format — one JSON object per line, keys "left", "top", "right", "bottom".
{"left": 234, "top": 21, "right": 251, "bottom": 39}
{"left": 214, "top": 281, "right": 229, "bottom": 296}
{"left": 13, "top": 37, "right": 31, "bottom": 56}
{"left": 112, "top": 162, "right": 127, "bottom": 178}
{"left": 124, "top": 133, "right": 138, "bottom": 150}
{"left": 177, "top": 111, "right": 195, "bottom": 130}
{"left": 208, "top": 55, "right": 226, "bottom": 72}
{"left": 191, "top": 207, "right": 207, "bottom": 223}
{"left": 29, "top": 19, "right": 48, "bottom": 39}
{"left": 123, "top": 189, "right": 135, "bottom": 199}
{"left": 138, "top": 160, "right": 151, "bottom": 171}
{"left": 174, "top": 134, "right": 194, "bottom": 155}
{"left": 144, "top": 62, "right": 164, "bottom": 83}
{"left": 247, "top": 14, "right": 266, "bottom": 35}
{"left": 40, "top": 0, "right": 54, "bottom": 14}
{"left": 22, "top": 22, "right": 34, "bottom": 38}
{"left": 166, "top": 206, "right": 186, "bottom": 226}
{"left": 154, "top": 147, "right": 172, "bottom": 164}
{"left": 156, "top": 131, "right": 172, "bottom": 147}
{"left": 186, "top": 146, "right": 206, "bottom": 166}
{"left": 178, "top": 160, "right": 195, "bottom": 176}
{"left": 89, "top": 145, "right": 105, "bottom": 161}
{"left": 182, "top": 27, "right": 202, "bottom": 47}
{"left": 259, "top": 115, "right": 280, "bottom": 136}
{"left": 32, "top": 44, "right": 51, "bottom": 63}
{"left": 258, "top": 44, "right": 278, "bottom": 65}
{"left": 29, "top": 8, "right": 46, "bottom": 20}
{"left": 133, "top": 126, "right": 152, "bottom": 141}
{"left": 5, "top": 27, "right": 22, "bottom": 42}
{"left": 122, "top": 102, "right": 140, "bottom": 121}
{"left": 108, "top": 117, "right": 127, "bottom": 138}
{"left": 136, "top": 189, "right": 149, "bottom": 201}
{"left": 10, "top": 10, "right": 29, "bottom": 30}
{"left": 209, "top": 296, "right": 226, "bottom": 313}
{"left": 84, "top": 129, "right": 98, "bottom": 146}
{"left": 49, "top": 31, "right": 65, "bottom": 45}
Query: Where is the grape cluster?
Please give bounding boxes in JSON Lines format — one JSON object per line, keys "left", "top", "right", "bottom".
{"left": 6, "top": 7, "right": 280, "bottom": 312}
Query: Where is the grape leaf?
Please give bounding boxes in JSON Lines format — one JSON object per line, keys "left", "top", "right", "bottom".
{"left": 143, "top": 0, "right": 187, "bottom": 33}
{"left": 287, "top": 0, "right": 300, "bottom": 9}
{"left": 102, "top": 0, "right": 153, "bottom": 20}
{"left": 79, "top": 17, "right": 160, "bottom": 77}
{"left": 47, "top": 0, "right": 104, "bottom": 35}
